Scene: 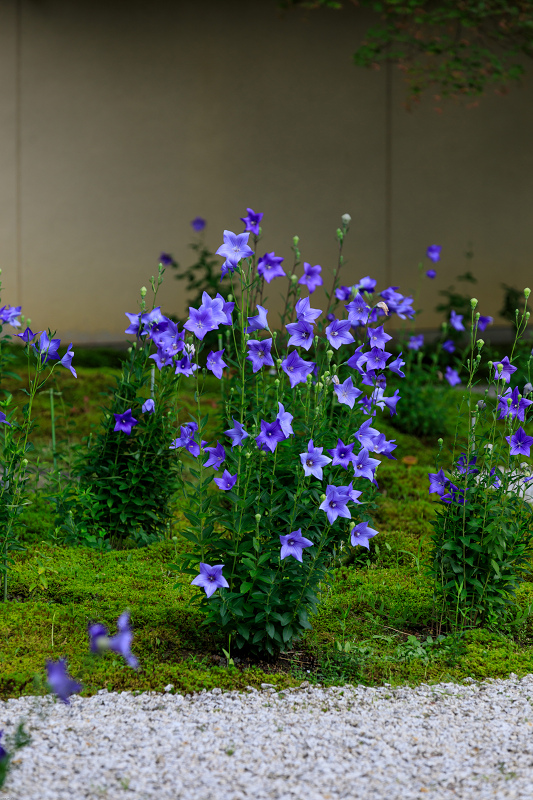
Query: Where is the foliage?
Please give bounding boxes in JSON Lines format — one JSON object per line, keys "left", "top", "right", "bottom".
{"left": 280, "top": 0, "right": 533, "bottom": 103}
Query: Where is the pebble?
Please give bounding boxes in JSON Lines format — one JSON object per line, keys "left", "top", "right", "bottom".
{"left": 3, "top": 676, "right": 533, "bottom": 799}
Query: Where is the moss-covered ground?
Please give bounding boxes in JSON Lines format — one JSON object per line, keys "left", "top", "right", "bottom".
{"left": 1, "top": 367, "right": 533, "bottom": 699}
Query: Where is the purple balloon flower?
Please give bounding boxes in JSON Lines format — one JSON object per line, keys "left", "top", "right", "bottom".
{"left": 456, "top": 454, "right": 479, "bottom": 475}
{"left": 33, "top": 331, "right": 61, "bottom": 363}
{"left": 477, "top": 315, "right": 493, "bottom": 332}
{"left": 204, "top": 441, "right": 226, "bottom": 470}
{"left": 352, "top": 448, "right": 380, "bottom": 481}
{"left": 426, "top": 269, "right": 437, "bottom": 279}
{"left": 334, "top": 376, "right": 362, "bottom": 409}
{"left": 442, "top": 339, "right": 455, "bottom": 354}
{"left": 214, "top": 469, "right": 238, "bottom": 491}
{"left": 174, "top": 353, "right": 198, "bottom": 377}
{"left": 184, "top": 307, "right": 216, "bottom": 340}
{"left": 170, "top": 421, "right": 206, "bottom": 457}
{"left": 281, "top": 350, "right": 315, "bottom": 388}
{"left": 355, "top": 276, "right": 377, "bottom": 294}
{"left": 142, "top": 398, "right": 155, "bottom": 414}
{"left": 159, "top": 252, "right": 175, "bottom": 266}
{"left": 350, "top": 521, "right": 378, "bottom": 548}
{"left": 426, "top": 245, "right": 442, "bottom": 263}
{"left": 46, "top": 659, "right": 82, "bottom": 704}
{"left": 60, "top": 344, "right": 77, "bottom": 378}
{"left": 449, "top": 310, "right": 465, "bottom": 332}
{"left": 327, "top": 439, "right": 356, "bottom": 469}
{"left": 345, "top": 293, "right": 371, "bottom": 325}
{"left": 326, "top": 319, "right": 355, "bottom": 350}
{"left": 191, "top": 217, "right": 206, "bottom": 232}
{"left": 319, "top": 485, "right": 352, "bottom": 524}
{"left": 113, "top": 409, "right": 138, "bottom": 435}
{"left": 493, "top": 356, "right": 517, "bottom": 384}
{"left": 295, "top": 297, "right": 321, "bottom": 324}
{"left": 224, "top": 419, "right": 249, "bottom": 448}
{"left": 506, "top": 426, "right": 533, "bottom": 457}
{"left": 354, "top": 419, "right": 381, "bottom": 449}
{"left": 276, "top": 402, "right": 294, "bottom": 437}
{"left": 335, "top": 286, "right": 353, "bottom": 301}
{"left": 206, "top": 349, "right": 227, "bottom": 379}
{"left": 298, "top": 262, "right": 323, "bottom": 294}
{"left": 364, "top": 347, "right": 392, "bottom": 371}
{"left": 17, "top": 326, "right": 37, "bottom": 343}
{"left": 191, "top": 563, "right": 229, "bottom": 598}
{"left": 445, "top": 366, "right": 462, "bottom": 387}
{"left": 367, "top": 325, "right": 392, "bottom": 351}
{"left": 257, "top": 252, "right": 286, "bottom": 283}
{"left": 255, "top": 419, "right": 286, "bottom": 453}
{"left": 388, "top": 352, "right": 406, "bottom": 378}
{"left": 280, "top": 529, "right": 313, "bottom": 562}
{"left": 408, "top": 334, "right": 424, "bottom": 351}
{"left": 286, "top": 319, "right": 315, "bottom": 351}
{"left": 245, "top": 305, "right": 269, "bottom": 334}
{"left": 428, "top": 468, "right": 448, "bottom": 497}
{"left": 300, "top": 439, "right": 332, "bottom": 480}
{"left": 247, "top": 338, "right": 275, "bottom": 373}
{"left": 216, "top": 230, "right": 254, "bottom": 267}
{"left": 240, "top": 208, "right": 263, "bottom": 236}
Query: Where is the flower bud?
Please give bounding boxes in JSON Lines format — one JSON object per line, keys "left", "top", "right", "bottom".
{"left": 227, "top": 294, "right": 233, "bottom": 302}
{"left": 244, "top": 333, "right": 250, "bottom": 342}
{"left": 498, "top": 363, "right": 503, "bottom": 373}
{"left": 437, "top": 438, "right": 443, "bottom": 447}
{"left": 524, "top": 382, "right": 533, "bottom": 395}
{"left": 341, "top": 213, "right": 351, "bottom": 226}
{"left": 140, "top": 286, "right": 147, "bottom": 297}
{"left": 306, "top": 373, "right": 313, "bottom": 383}
{"left": 261, "top": 449, "right": 268, "bottom": 457}
{"left": 314, "top": 335, "right": 319, "bottom": 346}
{"left": 332, "top": 375, "right": 340, "bottom": 385}
{"left": 470, "top": 298, "right": 478, "bottom": 309}
{"left": 477, "top": 399, "right": 486, "bottom": 410}
{"left": 272, "top": 330, "right": 278, "bottom": 339}
{"left": 245, "top": 451, "right": 251, "bottom": 459}
{"left": 349, "top": 521, "right": 355, "bottom": 530}
{"left": 332, "top": 364, "right": 338, "bottom": 374}
{"left": 477, "top": 339, "right": 484, "bottom": 349}
{"left": 475, "top": 312, "right": 480, "bottom": 320}
{"left": 274, "top": 378, "right": 280, "bottom": 387}
{"left": 525, "top": 288, "right": 531, "bottom": 299}
{"left": 293, "top": 235, "right": 299, "bottom": 247}
{"left": 320, "top": 494, "right": 326, "bottom": 502}
{"left": 316, "top": 382, "right": 323, "bottom": 391}
{"left": 526, "top": 311, "right": 531, "bottom": 320}
{"left": 255, "top": 513, "right": 262, "bottom": 522}
{"left": 127, "top": 347, "right": 132, "bottom": 354}
{"left": 336, "top": 228, "right": 343, "bottom": 241}
{"left": 326, "top": 350, "right": 333, "bottom": 362}
{"left": 291, "top": 274, "right": 298, "bottom": 284}
{"left": 276, "top": 358, "right": 282, "bottom": 369}
{"left": 323, "top": 371, "right": 330, "bottom": 379}
{"left": 21, "top": 458, "right": 28, "bottom": 468}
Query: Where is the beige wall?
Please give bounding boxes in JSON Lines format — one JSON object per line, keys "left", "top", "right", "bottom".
{"left": 0, "top": 0, "right": 531, "bottom": 343}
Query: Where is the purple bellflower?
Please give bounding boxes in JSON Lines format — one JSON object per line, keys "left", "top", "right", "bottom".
{"left": 0, "top": 305, "right": 21, "bottom": 328}
{"left": 281, "top": 350, "right": 315, "bottom": 388}
{"left": 350, "top": 521, "right": 378, "bottom": 549}
{"left": 280, "top": 529, "right": 313, "bottom": 562}
{"left": 256, "top": 419, "right": 286, "bottom": 453}
{"left": 295, "top": 297, "right": 321, "bottom": 324}
{"left": 257, "top": 252, "right": 286, "bottom": 283}
{"left": 493, "top": 356, "right": 517, "bottom": 384}
{"left": 352, "top": 448, "right": 380, "bottom": 481}
{"left": 456, "top": 454, "right": 479, "bottom": 475}
{"left": 204, "top": 442, "right": 226, "bottom": 470}
{"left": 408, "top": 334, "right": 424, "bottom": 351}
{"left": 499, "top": 387, "right": 533, "bottom": 421}
{"left": 17, "top": 327, "right": 37, "bottom": 343}
{"left": 346, "top": 345, "right": 367, "bottom": 375}
{"left": 442, "top": 340, "right": 455, "bottom": 354}
{"left": 372, "top": 387, "right": 400, "bottom": 416}
{"left": 114, "top": 409, "right": 138, "bottom": 435}
{"left": 191, "top": 217, "right": 206, "bottom": 232}
{"left": 276, "top": 402, "right": 294, "bottom": 437}
{"left": 426, "top": 269, "right": 437, "bottom": 279}
{"left": 214, "top": 469, "right": 238, "bottom": 491}
{"left": 388, "top": 352, "right": 406, "bottom": 378}
{"left": 246, "top": 305, "right": 269, "bottom": 334}
{"left": 300, "top": 439, "right": 332, "bottom": 480}
{"left": 0, "top": 731, "right": 6, "bottom": 761}
{"left": 216, "top": 230, "right": 254, "bottom": 267}
{"left": 355, "top": 276, "right": 377, "bottom": 293}
{"left": 46, "top": 659, "right": 82, "bottom": 704}
{"left": 327, "top": 439, "right": 356, "bottom": 469}
{"left": 286, "top": 319, "right": 314, "bottom": 351}
{"left": 428, "top": 469, "right": 448, "bottom": 497}
{"left": 174, "top": 353, "right": 198, "bottom": 377}
{"left": 367, "top": 325, "right": 392, "bottom": 351}
{"left": 334, "top": 376, "right": 362, "bottom": 409}
{"left": 477, "top": 315, "right": 493, "bottom": 331}
{"left": 507, "top": 426, "right": 533, "bottom": 457}
{"left": 34, "top": 332, "right": 61, "bottom": 363}
{"left": 445, "top": 366, "right": 462, "bottom": 387}
{"left": 184, "top": 307, "right": 216, "bottom": 340}
{"left": 325, "top": 318, "right": 355, "bottom": 350}
{"left": 336, "top": 286, "right": 353, "bottom": 301}
{"left": 364, "top": 347, "right": 391, "bottom": 371}
{"left": 224, "top": 419, "right": 249, "bottom": 448}
{"left": 0, "top": 411, "right": 11, "bottom": 427}
{"left": 60, "top": 344, "right": 77, "bottom": 378}
{"left": 170, "top": 422, "right": 206, "bottom": 457}
{"left": 299, "top": 263, "right": 323, "bottom": 294}
{"left": 159, "top": 252, "right": 175, "bottom": 266}
{"left": 319, "top": 485, "right": 352, "bottom": 524}
{"left": 354, "top": 419, "right": 381, "bottom": 449}
{"left": 191, "top": 563, "right": 229, "bottom": 598}
{"left": 449, "top": 310, "right": 465, "bottom": 332}
{"left": 345, "top": 293, "right": 371, "bottom": 325}
{"left": 441, "top": 482, "right": 466, "bottom": 505}
{"left": 426, "top": 245, "right": 442, "bottom": 263}
{"left": 206, "top": 349, "right": 227, "bottom": 379}
{"left": 240, "top": 208, "right": 263, "bottom": 235}
{"left": 142, "top": 398, "right": 155, "bottom": 414}
{"left": 247, "top": 338, "right": 274, "bottom": 373}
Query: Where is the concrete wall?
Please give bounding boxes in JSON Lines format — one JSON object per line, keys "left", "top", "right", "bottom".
{"left": 0, "top": 0, "right": 531, "bottom": 343}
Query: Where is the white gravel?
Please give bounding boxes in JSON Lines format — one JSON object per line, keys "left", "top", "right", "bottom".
{"left": 3, "top": 675, "right": 533, "bottom": 799}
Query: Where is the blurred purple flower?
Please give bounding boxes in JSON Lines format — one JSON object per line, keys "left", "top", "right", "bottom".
{"left": 449, "top": 310, "right": 465, "bottom": 332}
{"left": 426, "top": 269, "right": 437, "bottom": 279}
{"left": 159, "top": 252, "right": 175, "bottom": 266}
{"left": 426, "top": 245, "right": 442, "bottom": 263}
{"left": 442, "top": 340, "right": 455, "bottom": 354}
{"left": 60, "top": 344, "right": 77, "bottom": 378}
{"left": 477, "top": 315, "right": 493, "bottom": 332}
{"left": 33, "top": 332, "right": 61, "bottom": 363}
{"left": 445, "top": 366, "right": 461, "bottom": 387}
{"left": 142, "top": 398, "right": 155, "bottom": 414}
{"left": 355, "top": 276, "right": 377, "bottom": 294}
{"left": 298, "top": 263, "right": 323, "bottom": 294}
{"left": 240, "top": 208, "right": 263, "bottom": 236}
{"left": 191, "top": 217, "right": 206, "bottom": 232}
{"left": 46, "top": 659, "right": 82, "bottom": 704}
{"left": 257, "top": 252, "right": 286, "bottom": 283}
{"left": 0, "top": 305, "right": 22, "bottom": 328}
{"left": 408, "top": 334, "right": 424, "bottom": 351}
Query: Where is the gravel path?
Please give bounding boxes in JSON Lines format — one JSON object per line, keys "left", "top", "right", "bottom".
{"left": 3, "top": 675, "right": 533, "bottom": 799}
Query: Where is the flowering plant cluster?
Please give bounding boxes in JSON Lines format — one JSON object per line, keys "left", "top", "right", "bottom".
{"left": 427, "top": 293, "right": 533, "bottom": 626}
{"left": 153, "top": 210, "right": 412, "bottom": 655}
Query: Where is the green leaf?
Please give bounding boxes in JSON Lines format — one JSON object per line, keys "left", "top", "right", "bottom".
{"left": 240, "top": 581, "right": 253, "bottom": 593}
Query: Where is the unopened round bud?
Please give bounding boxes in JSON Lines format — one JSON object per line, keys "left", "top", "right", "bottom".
{"left": 276, "top": 358, "right": 282, "bottom": 368}
{"left": 523, "top": 382, "right": 533, "bottom": 395}
{"left": 255, "top": 513, "right": 262, "bottom": 522}
{"left": 227, "top": 294, "right": 233, "bottom": 302}
{"left": 326, "top": 350, "right": 333, "bottom": 361}
{"left": 244, "top": 333, "right": 250, "bottom": 342}
{"left": 316, "top": 382, "right": 323, "bottom": 391}
{"left": 497, "top": 363, "right": 503, "bottom": 373}
{"left": 261, "top": 449, "right": 267, "bottom": 457}
{"left": 320, "top": 494, "right": 326, "bottom": 502}
{"left": 140, "top": 286, "right": 147, "bottom": 297}
{"left": 21, "top": 458, "right": 28, "bottom": 467}
{"left": 526, "top": 311, "right": 531, "bottom": 320}
{"left": 314, "top": 335, "right": 319, "bottom": 345}
{"left": 172, "top": 536, "right": 178, "bottom": 542}
{"left": 245, "top": 451, "right": 251, "bottom": 459}
{"left": 336, "top": 228, "right": 343, "bottom": 241}
{"left": 293, "top": 235, "right": 299, "bottom": 246}
{"left": 291, "top": 274, "right": 298, "bottom": 284}
{"left": 274, "top": 378, "right": 280, "bottom": 387}
{"left": 306, "top": 373, "right": 313, "bottom": 383}
{"left": 475, "top": 312, "right": 480, "bottom": 320}
{"left": 26, "top": 318, "right": 31, "bottom": 326}
{"left": 323, "top": 371, "right": 330, "bottom": 379}
{"left": 127, "top": 347, "right": 132, "bottom": 354}
{"left": 470, "top": 298, "right": 478, "bottom": 309}
{"left": 341, "top": 213, "right": 351, "bottom": 226}
{"left": 332, "top": 364, "right": 338, "bottom": 374}
{"left": 349, "top": 521, "right": 355, "bottom": 530}
{"left": 437, "top": 438, "right": 443, "bottom": 447}
{"left": 477, "top": 339, "right": 484, "bottom": 349}
{"left": 477, "top": 399, "right": 486, "bottom": 410}
{"left": 525, "top": 288, "right": 531, "bottom": 299}
{"left": 272, "top": 330, "right": 278, "bottom": 339}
